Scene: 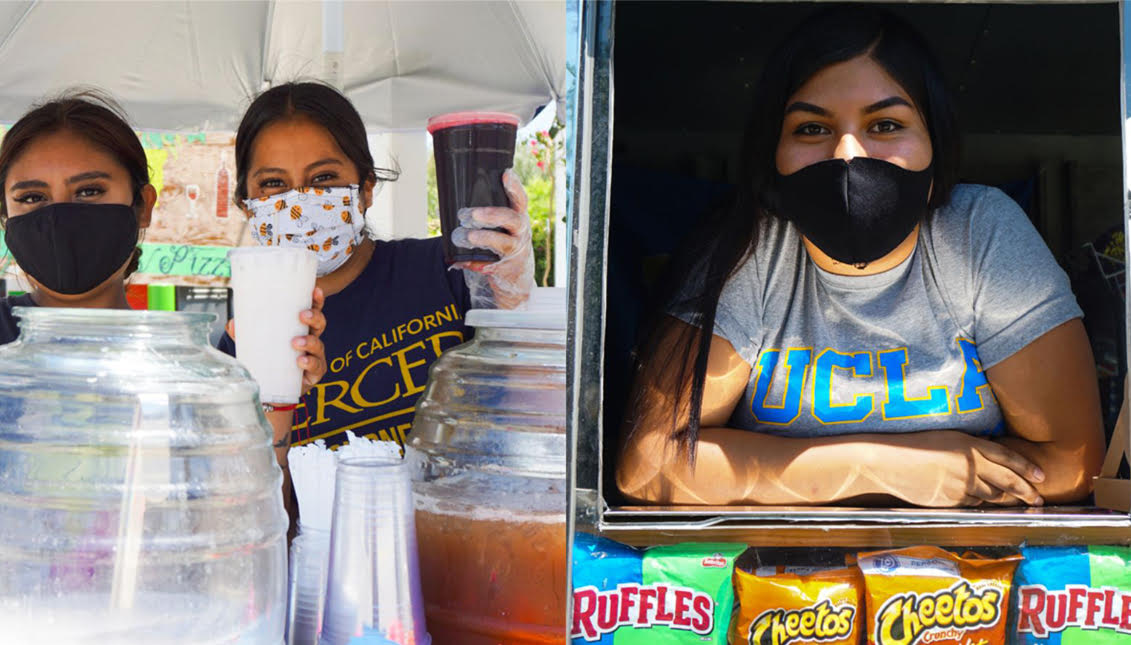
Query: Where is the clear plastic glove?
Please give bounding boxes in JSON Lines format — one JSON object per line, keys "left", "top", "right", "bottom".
{"left": 450, "top": 168, "right": 535, "bottom": 309}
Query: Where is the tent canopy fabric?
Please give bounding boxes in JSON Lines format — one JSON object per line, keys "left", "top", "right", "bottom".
{"left": 0, "top": 0, "right": 565, "bottom": 132}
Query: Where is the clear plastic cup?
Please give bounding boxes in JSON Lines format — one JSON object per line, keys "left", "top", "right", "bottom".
{"left": 227, "top": 247, "right": 317, "bottom": 403}
{"left": 426, "top": 111, "right": 519, "bottom": 265}
{"left": 319, "top": 457, "right": 430, "bottom": 645}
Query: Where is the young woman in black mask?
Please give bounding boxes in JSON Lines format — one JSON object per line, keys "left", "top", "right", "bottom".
{"left": 0, "top": 94, "right": 157, "bottom": 327}
{"left": 617, "top": 7, "right": 1105, "bottom": 508}
{"left": 0, "top": 92, "right": 328, "bottom": 483}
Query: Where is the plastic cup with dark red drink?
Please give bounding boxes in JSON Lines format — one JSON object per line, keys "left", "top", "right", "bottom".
{"left": 427, "top": 111, "right": 519, "bottom": 265}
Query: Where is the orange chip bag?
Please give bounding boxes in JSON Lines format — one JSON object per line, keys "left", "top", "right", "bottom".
{"left": 730, "top": 553, "right": 863, "bottom": 645}
{"left": 857, "top": 546, "right": 1022, "bottom": 645}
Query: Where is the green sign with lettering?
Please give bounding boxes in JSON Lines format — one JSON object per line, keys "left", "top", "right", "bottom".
{"left": 138, "top": 243, "right": 231, "bottom": 278}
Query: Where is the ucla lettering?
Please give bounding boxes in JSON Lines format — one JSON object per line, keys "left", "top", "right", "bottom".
{"left": 1017, "top": 585, "right": 1131, "bottom": 638}
{"left": 571, "top": 583, "right": 715, "bottom": 642}
{"left": 875, "top": 581, "right": 1002, "bottom": 645}
{"left": 954, "top": 338, "right": 993, "bottom": 413}
{"left": 878, "top": 348, "right": 951, "bottom": 419}
{"left": 748, "top": 600, "right": 855, "bottom": 645}
{"left": 749, "top": 340, "right": 987, "bottom": 428}
{"left": 751, "top": 348, "right": 812, "bottom": 425}
{"left": 812, "top": 349, "right": 873, "bottom": 424}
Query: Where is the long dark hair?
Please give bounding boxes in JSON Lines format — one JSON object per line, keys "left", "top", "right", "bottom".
{"left": 624, "top": 6, "right": 960, "bottom": 461}
{"left": 234, "top": 81, "right": 399, "bottom": 202}
{"left": 0, "top": 89, "right": 149, "bottom": 276}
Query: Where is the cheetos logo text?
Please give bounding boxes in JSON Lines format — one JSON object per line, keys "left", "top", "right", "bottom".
{"left": 875, "top": 581, "right": 1002, "bottom": 645}
{"left": 748, "top": 600, "right": 855, "bottom": 645}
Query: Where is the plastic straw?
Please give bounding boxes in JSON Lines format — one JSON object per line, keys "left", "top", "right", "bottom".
{"left": 110, "top": 393, "right": 170, "bottom": 611}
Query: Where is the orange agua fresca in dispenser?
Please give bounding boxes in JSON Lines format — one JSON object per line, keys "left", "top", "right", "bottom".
{"left": 415, "top": 492, "right": 568, "bottom": 643}
{"left": 408, "top": 289, "right": 569, "bottom": 644}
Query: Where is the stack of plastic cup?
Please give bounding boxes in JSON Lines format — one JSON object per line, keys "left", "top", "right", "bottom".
{"left": 287, "top": 526, "right": 331, "bottom": 645}
{"left": 287, "top": 434, "right": 403, "bottom": 645}
{"left": 286, "top": 440, "right": 337, "bottom": 645}
{"left": 319, "top": 457, "right": 430, "bottom": 645}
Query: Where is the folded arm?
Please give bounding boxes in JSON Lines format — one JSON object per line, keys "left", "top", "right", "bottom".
{"left": 616, "top": 317, "right": 1079, "bottom": 508}
{"left": 986, "top": 318, "right": 1105, "bottom": 504}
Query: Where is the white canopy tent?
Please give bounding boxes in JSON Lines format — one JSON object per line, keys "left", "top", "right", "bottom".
{"left": 0, "top": 0, "right": 566, "bottom": 240}
{"left": 0, "top": 0, "right": 565, "bottom": 131}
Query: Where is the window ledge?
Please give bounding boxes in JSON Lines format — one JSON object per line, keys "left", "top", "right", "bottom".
{"left": 597, "top": 505, "right": 1131, "bottom": 547}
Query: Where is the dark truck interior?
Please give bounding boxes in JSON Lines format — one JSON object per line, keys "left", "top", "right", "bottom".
{"left": 601, "top": 1, "right": 1127, "bottom": 505}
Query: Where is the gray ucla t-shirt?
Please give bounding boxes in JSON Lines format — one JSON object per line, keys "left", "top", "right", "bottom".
{"left": 697, "top": 184, "right": 1082, "bottom": 437}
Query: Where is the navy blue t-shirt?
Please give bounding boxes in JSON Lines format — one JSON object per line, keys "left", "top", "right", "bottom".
{"left": 0, "top": 294, "right": 37, "bottom": 345}
{"left": 220, "top": 237, "right": 472, "bottom": 449}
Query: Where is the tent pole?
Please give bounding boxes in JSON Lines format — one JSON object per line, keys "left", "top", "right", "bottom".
{"left": 322, "top": 0, "right": 345, "bottom": 89}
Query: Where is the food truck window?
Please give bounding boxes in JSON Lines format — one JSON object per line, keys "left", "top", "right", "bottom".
{"left": 595, "top": 1, "right": 1126, "bottom": 512}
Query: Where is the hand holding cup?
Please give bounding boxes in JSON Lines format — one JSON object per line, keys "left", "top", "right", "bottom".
{"left": 451, "top": 168, "right": 535, "bottom": 309}
{"left": 226, "top": 286, "right": 327, "bottom": 393}
{"left": 226, "top": 247, "right": 321, "bottom": 404}
{"left": 427, "top": 111, "right": 534, "bottom": 309}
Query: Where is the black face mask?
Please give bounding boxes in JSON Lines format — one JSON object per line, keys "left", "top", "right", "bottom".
{"left": 773, "top": 157, "right": 933, "bottom": 265}
{"left": 5, "top": 202, "right": 139, "bottom": 295}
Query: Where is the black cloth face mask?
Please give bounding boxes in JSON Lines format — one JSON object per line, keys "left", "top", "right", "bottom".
{"left": 773, "top": 157, "right": 933, "bottom": 265}
{"left": 5, "top": 202, "right": 139, "bottom": 295}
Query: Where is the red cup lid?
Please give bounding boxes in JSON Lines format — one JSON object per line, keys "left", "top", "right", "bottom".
{"left": 427, "top": 111, "right": 520, "bottom": 134}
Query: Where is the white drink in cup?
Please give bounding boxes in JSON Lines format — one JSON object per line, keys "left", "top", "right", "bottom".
{"left": 227, "top": 247, "right": 318, "bottom": 404}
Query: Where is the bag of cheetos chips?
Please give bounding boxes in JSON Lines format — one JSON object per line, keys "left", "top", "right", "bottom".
{"left": 729, "top": 550, "right": 864, "bottom": 645}
{"left": 857, "top": 546, "right": 1021, "bottom": 645}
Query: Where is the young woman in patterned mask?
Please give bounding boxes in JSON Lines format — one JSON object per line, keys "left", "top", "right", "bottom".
{"left": 227, "top": 82, "right": 535, "bottom": 451}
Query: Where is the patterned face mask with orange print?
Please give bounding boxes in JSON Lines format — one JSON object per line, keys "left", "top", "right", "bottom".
{"left": 244, "top": 184, "right": 366, "bottom": 276}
